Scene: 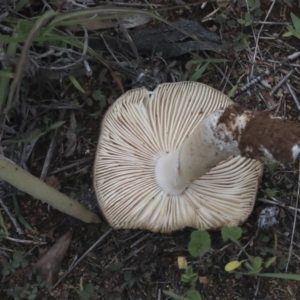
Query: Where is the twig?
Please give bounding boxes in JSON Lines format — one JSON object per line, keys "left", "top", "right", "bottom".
{"left": 0, "top": 197, "right": 24, "bottom": 235}
{"left": 158, "top": 289, "right": 161, "bottom": 300}
{"left": 119, "top": 22, "right": 140, "bottom": 62}
{"left": 257, "top": 198, "right": 300, "bottom": 213}
{"left": 40, "top": 110, "right": 66, "bottom": 180}
{"left": 4, "top": 236, "right": 47, "bottom": 245}
{"left": 0, "top": 11, "right": 9, "bottom": 22}
{"left": 52, "top": 228, "right": 112, "bottom": 289}
{"left": 49, "top": 157, "right": 93, "bottom": 175}
{"left": 285, "top": 162, "right": 300, "bottom": 272}
{"left": 75, "top": 0, "right": 164, "bottom": 6}
{"left": 286, "top": 82, "right": 300, "bottom": 111}
{"left": 100, "top": 34, "right": 120, "bottom": 63}
{"left": 250, "top": 0, "right": 275, "bottom": 77}
{"left": 253, "top": 277, "right": 261, "bottom": 300}
{"left": 130, "top": 233, "right": 150, "bottom": 248}
{"left": 82, "top": 27, "right": 92, "bottom": 77}
{"left": 253, "top": 21, "right": 290, "bottom": 25}
{"left": 203, "top": 51, "right": 234, "bottom": 88}
{"left": 233, "top": 52, "right": 300, "bottom": 97}
{"left": 269, "top": 70, "right": 294, "bottom": 96}
{"left": 0, "top": 246, "right": 15, "bottom": 252}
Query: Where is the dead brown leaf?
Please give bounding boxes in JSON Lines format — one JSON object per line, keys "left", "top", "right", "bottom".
{"left": 34, "top": 231, "right": 73, "bottom": 285}
{"left": 45, "top": 175, "right": 61, "bottom": 191}
{"left": 109, "top": 68, "right": 124, "bottom": 94}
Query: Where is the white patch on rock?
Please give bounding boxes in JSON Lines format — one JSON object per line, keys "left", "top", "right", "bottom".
{"left": 244, "top": 146, "right": 253, "bottom": 154}
{"left": 260, "top": 146, "right": 275, "bottom": 162}
{"left": 292, "top": 144, "right": 300, "bottom": 160}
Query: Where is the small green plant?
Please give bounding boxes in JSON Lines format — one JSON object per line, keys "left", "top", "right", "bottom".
{"left": 163, "top": 230, "right": 211, "bottom": 300}
{"left": 6, "top": 276, "right": 51, "bottom": 300}
{"left": 2, "top": 252, "right": 28, "bottom": 276}
{"left": 215, "top": 0, "right": 262, "bottom": 51}
{"left": 222, "top": 226, "right": 300, "bottom": 281}
{"left": 283, "top": 13, "right": 300, "bottom": 39}
{"left": 188, "top": 58, "right": 227, "bottom": 81}
{"left": 265, "top": 187, "right": 277, "bottom": 198}
{"left": 165, "top": 225, "right": 300, "bottom": 300}
{"left": 2, "top": 253, "right": 52, "bottom": 300}
{"left": 123, "top": 272, "right": 135, "bottom": 289}
{"left": 163, "top": 289, "right": 202, "bottom": 300}
{"left": 79, "top": 283, "right": 95, "bottom": 300}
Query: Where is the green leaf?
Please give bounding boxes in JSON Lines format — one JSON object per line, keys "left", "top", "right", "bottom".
{"left": 221, "top": 226, "right": 242, "bottom": 242}
{"left": 163, "top": 290, "right": 185, "bottom": 300}
{"left": 189, "top": 62, "right": 209, "bottom": 81}
{"left": 188, "top": 230, "right": 211, "bottom": 257}
{"left": 69, "top": 75, "right": 86, "bottom": 94}
{"left": 252, "top": 256, "right": 262, "bottom": 272}
{"left": 191, "top": 58, "right": 227, "bottom": 64}
{"left": 244, "top": 262, "right": 254, "bottom": 271}
{"left": 28, "top": 294, "right": 37, "bottom": 300}
{"left": 267, "top": 162, "right": 278, "bottom": 174}
{"left": 109, "top": 262, "right": 124, "bottom": 271}
{"left": 186, "top": 290, "right": 202, "bottom": 300}
{"left": 265, "top": 256, "right": 276, "bottom": 268}
{"left": 288, "top": 28, "right": 300, "bottom": 39}
{"left": 0, "top": 209, "right": 8, "bottom": 235}
{"left": 225, "top": 261, "right": 242, "bottom": 272}
{"left": 15, "top": 0, "right": 30, "bottom": 11}
{"left": 17, "top": 19, "right": 34, "bottom": 37}
{"left": 92, "top": 89, "right": 106, "bottom": 109}
{"left": 83, "top": 283, "right": 94, "bottom": 294}
{"left": 181, "top": 266, "right": 198, "bottom": 283}
{"left": 265, "top": 188, "right": 277, "bottom": 198}
{"left": 3, "top": 121, "right": 65, "bottom": 145}
{"left": 291, "top": 13, "right": 300, "bottom": 32}
{"left": 13, "top": 195, "right": 34, "bottom": 232}
{"left": 2, "top": 264, "right": 13, "bottom": 276}
{"left": 227, "top": 85, "right": 238, "bottom": 98}
{"left": 0, "top": 70, "right": 14, "bottom": 78}
{"left": 13, "top": 252, "right": 23, "bottom": 264}
{"left": 80, "top": 283, "right": 95, "bottom": 300}
{"left": 0, "top": 231, "right": 9, "bottom": 239}
{"left": 237, "top": 19, "right": 246, "bottom": 25}
{"left": 282, "top": 31, "right": 294, "bottom": 38}
{"left": 246, "top": 272, "right": 300, "bottom": 281}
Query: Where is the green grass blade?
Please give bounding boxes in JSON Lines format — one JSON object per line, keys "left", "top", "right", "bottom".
{"left": 2, "top": 121, "right": 65, "bottom": 145}
{"left": 0, "top": 33, "right": 18, "bottom": 116}
{"left": 257, "top": 273, "right": 300, "bottom": 281}
{"left": 69, "top": 75, "right": 86, "bottom": 94}
{"left": 13, "top": 195, "right": 34, "bottom": 232}
{"left": 7, "top": 9, "right": 57, "bottom": 114}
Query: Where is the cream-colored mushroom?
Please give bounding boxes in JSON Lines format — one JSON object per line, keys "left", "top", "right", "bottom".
{"left": 94, "top": 82, "right": 300, "bottom": 232}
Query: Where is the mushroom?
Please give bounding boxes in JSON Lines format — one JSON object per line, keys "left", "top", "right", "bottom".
{"left": 94, "top": 82, "right": 300, "bottom": 232}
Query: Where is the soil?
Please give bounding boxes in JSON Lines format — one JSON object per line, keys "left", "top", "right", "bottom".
{"left": 218, "top": 105, "right": 300, "bottom": 164}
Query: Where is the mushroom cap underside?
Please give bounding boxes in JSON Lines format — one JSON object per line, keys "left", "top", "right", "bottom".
{"left": 94, "top": 82, "right": 263, "bottom": 232}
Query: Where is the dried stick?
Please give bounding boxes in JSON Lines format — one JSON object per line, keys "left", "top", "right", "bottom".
{"left": 269, "top": 70, "right": 294, "bottom": 96}
{"left": 286, "top": 82, "right": 300, "bottom": 111}
{"left": 52, "top": 228, "right": 112, "bottom": 289}
{"left": 40, "top": 110, "right": 66, "bottom": 180}
{"left": 4, "top": 236, "right": 47, "bottom": 245}
{"left": 0, "top": 197, "right": 24, "bottom": 235}
{"left": 250, "top": 0, "right": 275, "bottom": 77}
{"left": 285, "top": 163, "right": 300, "bottom": 272}
{"left": 233, "top": 52, "right": 300, "bottom": 97}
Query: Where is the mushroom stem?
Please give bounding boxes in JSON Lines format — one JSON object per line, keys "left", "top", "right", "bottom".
{"left": 156, "top": 105, "right": 300, "bottom": 195}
